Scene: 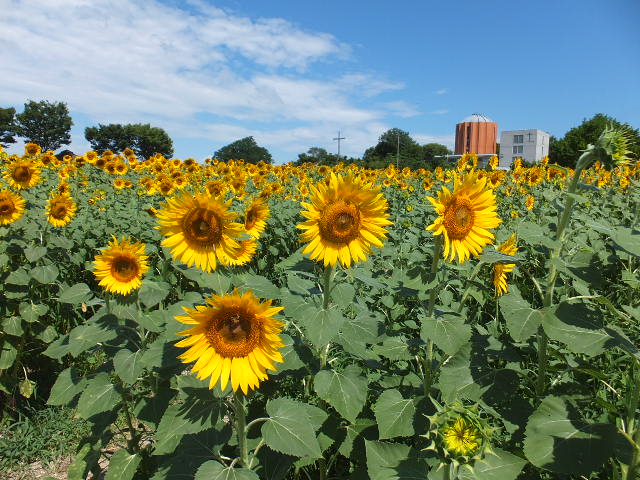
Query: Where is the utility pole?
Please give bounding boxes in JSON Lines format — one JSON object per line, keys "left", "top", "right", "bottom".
{"left": 333, "top": 131, "right": 345, "bottom": 159}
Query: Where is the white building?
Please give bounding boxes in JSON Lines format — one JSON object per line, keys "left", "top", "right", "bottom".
{"left": 499, "top": 129, "right": 550, "bottom": 168}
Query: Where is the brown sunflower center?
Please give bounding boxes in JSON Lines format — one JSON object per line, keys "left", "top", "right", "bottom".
{"left": 443, "top": 195, "right": 475, "bottom": 239}
{"left": 13, "top": 166, "right": 32, "bottom": 182}
{"left": 0, "top": 199, "right": 15, "bottom": 214}
{"left": 245, "top": 208, "right": 258, "bottom": 230}
{"left": 318, "top": 200, "right": 361, "bottom": 244}
{"left": 111, "top": 255, "right": 139, "bottom": 283}
{"left": 206, "top": 308, "right": 261, "bottom": 358}
{"left": 51, "top": 202, "right": 68, "bottom": 219}
{"left": 182, "top": 207, "right": 223, "bottom": 246}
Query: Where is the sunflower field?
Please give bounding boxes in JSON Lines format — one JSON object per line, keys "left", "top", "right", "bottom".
{"left": 0, "top": 129, "right": 639, "bottom": 480}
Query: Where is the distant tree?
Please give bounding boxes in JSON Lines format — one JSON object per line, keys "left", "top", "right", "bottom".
{"left": 295, "top": 147, "right": 342, "bottom": 166}
{"left": 549, "top": 113, "right": 640, "bottom": 167}
{"left": 362, "top": 129, "right": 451, "bottom": 169}
{"left": 85, "top": 123, "right": 174, "bottom": 158}
{"left": 214, "top": 136, "right": 272, "bottom": 164}
{"left": 0, "top": 107, "right": 16, "bottom": 147}
{"left": 15, "top": 100, "right": 73, "bottom": 151}
{"left": 422, "top": 143, "right": 451, "bottom": 169}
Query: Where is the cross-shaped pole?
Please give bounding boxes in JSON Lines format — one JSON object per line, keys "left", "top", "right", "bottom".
{"left": 333, "top": 131, "right": 346, "bottom": 159}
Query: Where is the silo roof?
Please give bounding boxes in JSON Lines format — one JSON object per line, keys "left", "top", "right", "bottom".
{"left": 461, "top": 113, "right": 494, "bottom": 123}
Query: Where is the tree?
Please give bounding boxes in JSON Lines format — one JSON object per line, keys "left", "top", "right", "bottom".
{"left": 214, "top": 136, "right": 272, "bottom": 164}
{"left": 295, "top": 147, "right": 342, "bottom": 166}
{"left": 15, "top": 100, "right": 73, "bottom": 151}
{"left": 422, "top": 143, "right": 452, "bottom": 169}
{"left": 549, "top": 113, "right": 640, "bottom": 167}
{"left": 85, "top": 123, "right": 174, "bottom": 159}
{"left": 0, "top": 107, "right": 16, "bottom": 147}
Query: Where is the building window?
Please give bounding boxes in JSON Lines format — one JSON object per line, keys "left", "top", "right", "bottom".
{"left": 513, "top": 134, "right": 523, "bottom": 144}
{"left": 512, "top": 145, "right": 523, "bottom": 154}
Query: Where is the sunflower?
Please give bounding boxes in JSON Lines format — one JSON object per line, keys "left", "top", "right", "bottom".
{"left": 297, "top": 173, "right": 393, "bottom": 268}
{"left": 24, "top": 143, "right": 42, "bottom": 157}
{"left": 46, "top": 193, "right": 77, "bottom": 227}
{"left": 93, "top": 236, "right": 149, "bottom": 295}
{"left": 113, "top": 178, "right": 126, "bottom": 189}
{"left": 227, "top": 238, "right": 257, "bottom": 266}
{"left": 441, "top": 417, "right": 481, "bottom": 457}
{"left": 0, "top": 190, "right": 26, "bottom": 225}
{"left": 426, "top": 170, "right": 502, "bottom": 263}
{"left": 156, "top": 191, "right": 244, "bottom": 272}
{"left": 243, "top": 198, "right": 269, "bottom": 238}
{"left": 3, "top": 159, "right": 41, "bottom": 190}
{"left": 525, "top": 195, "right": 535, "bottom": 210}
{"left": 175, "top": 289, "right": 285, "bottom": 394}
{"left": 493, "top": 234, "right": 518, "bottom": 296}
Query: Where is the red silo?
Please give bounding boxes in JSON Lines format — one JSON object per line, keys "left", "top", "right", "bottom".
{"left": 454, "top": 113, "right": 498, "bottom": 154}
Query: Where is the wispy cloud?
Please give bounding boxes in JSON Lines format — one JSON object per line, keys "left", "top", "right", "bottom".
{"left": 428, "top": 109, "right": 449, "bottom": 115}
{"left": 434, "top": 88, "right": 449, "bottom": 95}
{"left": 0, "top": 0, "right": 438, "bottom": 160}
{"left": 413, "top": 133, "right": 455, "bottom": 148}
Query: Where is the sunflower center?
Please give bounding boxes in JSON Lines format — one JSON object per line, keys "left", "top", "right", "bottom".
{"left": 0, "top": 200, "right": 14, "bottom": 214}
{"left": 183, "top": 207, "right": 223, "bottom": 246}
{"left": 443, "top": 196, "right": 475, "bottom": 240}
{"left": 318, "top": 200, "right": 361, "bottom": 244}
{"left": 111, "top": 255, "right": 139, "bottom": 283}
{"left": 245, "top": 208, "right": 258, "bottom": 230}
{"left": 13, "top": 166, "right": 32, "bottom": 182}
{"left": 206, "top": 308, "right": 261, "bottom": 358}
{"left": 51, "top": 202, "right": 68, "bottom": 219}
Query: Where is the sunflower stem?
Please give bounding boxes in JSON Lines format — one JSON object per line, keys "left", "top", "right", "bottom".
{"left": 456, "top": 261, "right": 484, "bottom": 314}
{"left": 536, "top": 152, "right": 591, "bottom": 397}
{"left": 233, "top": 390, "right": 249, "bottom": 467}
{"left": 322, "top": 264, "right": 334, "bottom": 310}
{"left": 424, "top": 235, "right": 443, "bottom": 395}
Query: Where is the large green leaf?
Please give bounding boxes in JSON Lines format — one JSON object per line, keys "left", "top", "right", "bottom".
{"left": 523, "top": 396, "right": 617, "bottom": 475}
{"left": 314, "top": 365, "right": 368, "bottom": 424}
{"left": 19, "top": 302, "right": 49, "bottom": 322}
{"left": 138, "top": 280, "right": 170, "bottom": 308}
{"left": 195, "top": 461, "right": 259, "bottom": 480}
{"left": 30, "top": 264, "right": 59, "bottom": 284}
{"left": 365, "top": 440, "right": 429, "bottom": 480}
{"left": 420, "top": 311, "right": 471, "bottom": 356}
{"left": 332, "top": 282, "right": 356, "bottom": 309}
{"left": 0, "top": 339, "right": 17, "bottom": 369}
{"left": 113, "top": 349, "right": 144, "bottom": 385}
{"left": 2, "top": 316, "right": 23, "bottom": 336}
{"left": 76, "top": 373, "right": 122, "bottom": 419}
{"left": 261, "top": 398, "right": 322, "bottom": 459}
{"left": 373, "top": 389, "right": 415, "bottom": 439}
{"left": 499, "top": 287, "right": 545, "bottom": 342}
{"left": 459, "top": 448, "right": 526, "bottom": 480}
{"left": 68, "top": 319, "right": 118, "bottom": 357}
{"left": 58, "top": 282, "right": 92, "bottom": 304}
{"left": 303, "top": 307, "right": 344, "bottom": 348}
{"left": 48, "top": 368, "right": 86, "bottom": 406}
{"left": 104, "top": 450, "right": 141, "bottom": 480}
{"left": 24, "top": 245, "right": 48, "bottom": 263}
{"left": 612, "top": 227, "right": 640, "bottom": 257}
{"left": 542, "top": 300, "right": 609, "bottom": 356}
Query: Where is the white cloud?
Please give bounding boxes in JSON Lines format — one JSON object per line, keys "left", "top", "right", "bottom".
{"left": 413, "top": 134, "right": 455, "bottom": 148}
{"left": 0, "top": 0, "right": 426, "bottom": 160}
{"left": 428, "top": 109, "right": 449, "bottom": 115}
{"left": 434, "top": 88, "right": 449, "bottom": 95}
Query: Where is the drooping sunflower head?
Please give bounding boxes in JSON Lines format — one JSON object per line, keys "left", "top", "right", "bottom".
{"left": 243, "top": 198, "right": 269, "bottom": 238}
{"left": 493, "top": 234, "right": 518, "bottom": 296}
{"left": 426, "top": 170, "right": 502, "bottom": 263}
{"left": 156, "top": 191, "right": 244, "bottom": 272}
{"left": 0, "top": 190, "right": 26, "bottom": 225}
{"left": 297, "top": 172, "right": 393, "bottom": 268}
{"left": 3, "top": 159, "right": 41, "bottom": 190}
{"left": 175, "top": 289, "right": 285, "bottom": 394}
{"left": 93, "top": 236, "right": 149, "bottom": 296}
{"left": 46, "top": 193, "right": 77, "bottom": 227}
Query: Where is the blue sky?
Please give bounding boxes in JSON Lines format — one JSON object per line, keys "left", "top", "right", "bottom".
{"left": 1, "top": 0, "right": 638, "bottom": 163}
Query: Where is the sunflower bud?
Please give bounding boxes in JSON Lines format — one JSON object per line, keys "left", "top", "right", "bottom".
{"left": 578, "top": 125, "right": 636, "bottom": 171}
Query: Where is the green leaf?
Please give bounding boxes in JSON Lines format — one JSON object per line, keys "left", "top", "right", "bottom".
{"left": 261, "top": 398, "right": 322, "bottom": 458}
{"left": 420, "top": 311, "right": 471, "bottom": 356}
{"left": 612, "top": 227, "right": 640, "bottom": 257}
{"left": 303, "top": 308, "right": 344, "bottom": 348}
{"left": 104, "top": 450, "right": 141, "bottom": 480}
{"left": 19, "top": 377, "right": 34, "bottom": 398}
{"left": 235, "top": 273, "right": 281, "bottom": 299}
{"left": 373, "top": 335, "right": 412, "bottom": 360}
{"left": 138, "top": 280, "right": 170, "bottom": 308}
{"left": 0, "top": 339, "right": 17, "bottom": 369}
{"left": 199, "top": 272, "right": 231, "bottom": 294}
{"left": 24, "top": 245, "right": 48, "bottom": 263}
{"left": 76, "top": 373, "right": 122, "bottom": 419}
{"left": 499, "top": 287, "right": 545, "bottom": 342}
{"left": 58, "top": 282, "right": 92, "bottom": 304}
{"left": 68, "top": 320, "right": 118, "bottom": 357}
{"left": 332, "top": 282, "right": 356, "bottom": 309}
{"left": 2, "top": 316, "right": 23, "bottom": 336}
{"left": 374, "top": 389, "right": 415, "bottom": 439}
{"left": 523, "top": 396, "right": 617, "bottom": 474}
{"left": 113, "top": 349, "right": 144, "bottom": 385}
{"left": 338, "top": 418, "right": 377, "bottom": 458}
{"left": 6, "top": 268, "right": 30, "bottom": 285}
{"left": 314, "top": 365, "right": 368, "bottom": 424}
{"left": 542, "top": 300, "right": 609, "bottom": 356}
{"left": 19, "top": 302, "right": 49, "bottom": 322}
{"left": 153, "top": 397, "right": 221, "bottom": 455}
{"left": 35, "top": 325, "right": 58, "bottom": 343}
{"left": 459, "top": 448, "right": 526, "bottom": 480}
{"left": 48, "top": 368, "right": 86, "bottom": 406}
{"left": 195, "top": 461, "right": 259, "bottom": 480}
{"left": 365, "top": 440, "right": 428, "bottom": 480}
{"left": 478, "top": 250, "right": 520, "bottom": 264}
{"left": 30, "top": 264, "right": 59, "bottom": 283}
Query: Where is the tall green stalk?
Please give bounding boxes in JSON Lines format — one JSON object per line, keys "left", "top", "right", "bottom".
{"left": 424, "top": 235, "right": 443, "bottom": 395}
{"left": 233, "top": 390, "right": 249, "bottom": 467}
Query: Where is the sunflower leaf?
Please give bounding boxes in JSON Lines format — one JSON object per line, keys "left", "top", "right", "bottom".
{"left": 420, "top": 310, "right": 470, "bottom": 356}
{"left": 76, "top": 373, "right": 122, "bottom": 419}
{"left": 104, "top": 450, "right": 141, "bottom": 480}
{"left": 314, "top": 365, "right": 368, "bottom": 424}
{"left": 262, "top": 398, "right": 322, "bottom": 459}
{"left": 459, "top": 447, "right": 526, "bottom": 480}
{"left": 195, "top": 461, "right": 259, "bottom": 480}
{"left": 374, "top": 389, "right": 415, "bottom": 439}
